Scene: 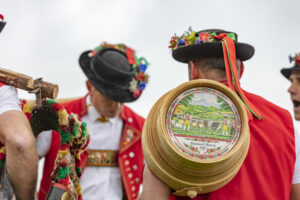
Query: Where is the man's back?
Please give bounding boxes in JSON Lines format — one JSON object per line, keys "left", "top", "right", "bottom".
{"left": 170, "top": 89, "right": 295, "bottom": 200}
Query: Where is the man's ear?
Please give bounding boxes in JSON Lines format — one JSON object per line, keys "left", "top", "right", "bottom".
{"left": 85, "top": 80, "right": 92, "bottom": 93}
{"left": 188, "top": 61, "right": 202, "bottom": 80}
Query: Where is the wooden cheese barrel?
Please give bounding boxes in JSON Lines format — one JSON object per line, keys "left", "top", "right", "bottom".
{"left": 142, "top": 79, "right": 250, "bottom": 197}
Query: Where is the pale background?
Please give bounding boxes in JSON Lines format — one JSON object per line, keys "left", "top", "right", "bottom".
{"left": 0, "top": 0, "right": 299, "bottom": 189}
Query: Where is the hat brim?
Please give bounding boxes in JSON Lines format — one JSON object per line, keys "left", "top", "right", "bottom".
{"left": 79, "top": 51, "right": 136, "bottom": 103}
{"left": 281, "top": 65, "right": 300, "bottom": 79}
{"left": 0, "top": 21, "right": 6, "bottom": 33}
{"left": 172, "top": 42, "right": 255, "bottom": 63}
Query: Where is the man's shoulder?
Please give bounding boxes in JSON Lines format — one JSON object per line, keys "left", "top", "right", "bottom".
{"left": 244, "top": 89, "right": 293, "bottom": 133}
{"left": 244, "top": 89, "right": 290, "bottom": 115}
{"left": 122, "top": 105, "right": 145, "bottom": 120}
{"left": 60, "top": 96, "right": 87, "bottom": 117}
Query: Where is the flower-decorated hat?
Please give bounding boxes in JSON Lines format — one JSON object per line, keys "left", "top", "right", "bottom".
{"left": 281, "top": 53, "right": 300, "bottom": 79}
{"left": 79, "top": 42, "right": 149, "bottom": 102}
{"left": 0, "top": 14, "right": 6, "bottom": 33}
{"left": 169, "top": 28, "right": 254, "bottom": 63}
{"left": 169, "top": 27, "right": 262, "bottom": 120}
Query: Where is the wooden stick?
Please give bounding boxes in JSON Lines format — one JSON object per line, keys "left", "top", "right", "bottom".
{"left": 0, "top": 67, "right": 59, "bottom": 99}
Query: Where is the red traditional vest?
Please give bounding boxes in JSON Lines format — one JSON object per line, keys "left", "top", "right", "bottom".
{"left": 38, "top": 95, "right": 145, "bottom": 200}
{"left": 170, "top": 90, "right": 296, "bottom": 200}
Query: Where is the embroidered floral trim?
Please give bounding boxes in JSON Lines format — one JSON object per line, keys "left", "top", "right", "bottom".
{"left": 0, "top": 145, "right": 5, "bottom": 169}
{"left": 88, "top": 42, "right": 149, "bottom": 99}
{"left": 22, "top": 99, "right": 90, "bottom": 200}
{"left": 169, "top": 27, "right": 236, "bottom": 50}
{"left": 289, "top": 53, "right": 300, "bottom": 66}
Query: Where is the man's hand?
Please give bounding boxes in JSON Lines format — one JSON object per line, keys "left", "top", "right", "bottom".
{"left": 138, "top": 165, "right": 170, "bottom": 200}
{"left": 291, "top": 183, "right": 300, "bottom": 200}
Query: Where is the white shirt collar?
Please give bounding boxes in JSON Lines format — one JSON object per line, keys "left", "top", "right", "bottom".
{"left": 86, "top": 95, "right": 119, "bottom": 125}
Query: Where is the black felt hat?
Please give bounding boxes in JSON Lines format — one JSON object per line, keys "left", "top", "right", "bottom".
{"left": 281, "top": 54, "right": 300, "bottom": 79}
{"left": 171, "top": 29, "right": 255, "bottom": 63}
{"left": 79, "top": 44, "right": 149, "bottom": 102}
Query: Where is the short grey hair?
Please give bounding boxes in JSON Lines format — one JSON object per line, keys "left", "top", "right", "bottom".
{"left": 192, "top": 57, "right": 241, "bottom": 79}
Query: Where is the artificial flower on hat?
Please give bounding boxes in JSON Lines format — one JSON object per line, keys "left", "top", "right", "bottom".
{"left": 281, "top": 52, "right": 300, "bottom": 79}
{"left": 79, "top": 42, "right": 150, "bottom": 102}
{"left": 169, "top": 27, "right": 262, "bottom": 120}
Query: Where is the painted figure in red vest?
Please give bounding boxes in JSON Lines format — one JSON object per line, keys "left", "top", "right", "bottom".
{"left": 183, "top": 112, "right": 191, "bottom": 131}
{"left": 36, "top": 43, "right": 149, "bottom": 200}
{"left": 139, "top": 29, "right": 300, "bottom": 200}
{"left": 0, "top": 14, "right": 38, "bottom": 199}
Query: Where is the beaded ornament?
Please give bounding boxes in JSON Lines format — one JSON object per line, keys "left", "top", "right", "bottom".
{"left": 22, "top": 99, "right": 90, "bottom": 200}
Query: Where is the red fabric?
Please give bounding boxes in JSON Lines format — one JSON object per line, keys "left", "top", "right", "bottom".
{"left": 170, "top": 89, "right": 296, "bottom": 200}
{"left": 223, "top": 119, "right": 228, "bottom": 125}
{"left": 213, "top": 33, "right": 227, "bottom": 40}
{"left": 184, "top": 114, "right": 190, "bottom": 121}
{"left": 0, "top": 83, "right": 5, "bottom": 87}
{"left": 37, "top": 131, "right": 61, "bottom": 200}
{"left": 38, "top": 95, "right": 145, "bottom": 200}
{"left": 125, "top": 46, "right": 137, "bottom": 65}
{"left": 221, "top": 37, "right": 262, "bottom": 120}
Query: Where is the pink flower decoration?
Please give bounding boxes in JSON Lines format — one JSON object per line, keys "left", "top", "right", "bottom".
{"left": 133, "top": 90, "right": 141, "bottom": 98}
{"left": 199, "top": 32, "right": 210, "bottom": 42}
{"left": 296, "top": 55, "right": 300, "bottom": 65}
{"left": 184, "top": 38, "right": 189, "bottom": 46}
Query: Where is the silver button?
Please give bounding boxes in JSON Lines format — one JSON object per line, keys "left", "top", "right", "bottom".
{"left": 132, "top": 186, "right": 136, "bottom": 191}
{"left": 129, "top": 152, "right": 135, "bottom": 158}
{"left": 132, "top": 165, "right": 137, "bottom": 170}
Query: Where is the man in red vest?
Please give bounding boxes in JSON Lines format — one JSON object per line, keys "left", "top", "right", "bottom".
{"left": 139, "top": 29, "right": 300, "bottom": 200}
{"left": 0, "top": 14, "right": 38, "bottom": 199}
{"left": 281, "top": 53, "right": 300, "bottom": 120}
{"left": 36, "top": 43, "right": 149, "bottom": 200}
{"left": 281, "top": 53, "right": 300, "bottom": 199}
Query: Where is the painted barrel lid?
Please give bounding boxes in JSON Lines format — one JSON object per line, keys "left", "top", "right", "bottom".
{"left": 142, "top": 79, "right": 250, "bottom": 197}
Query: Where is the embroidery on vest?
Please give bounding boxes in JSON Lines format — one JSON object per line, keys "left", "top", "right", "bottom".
{"left": 87, "top": 150, "right": 119, "bottom": 167}
{"left": 123, "top": 129, "right": 135, "bottom": 146}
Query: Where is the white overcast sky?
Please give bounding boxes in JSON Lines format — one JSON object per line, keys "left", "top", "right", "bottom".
{"left": 0, "top": 0, "right": 300, "bottom": 123}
